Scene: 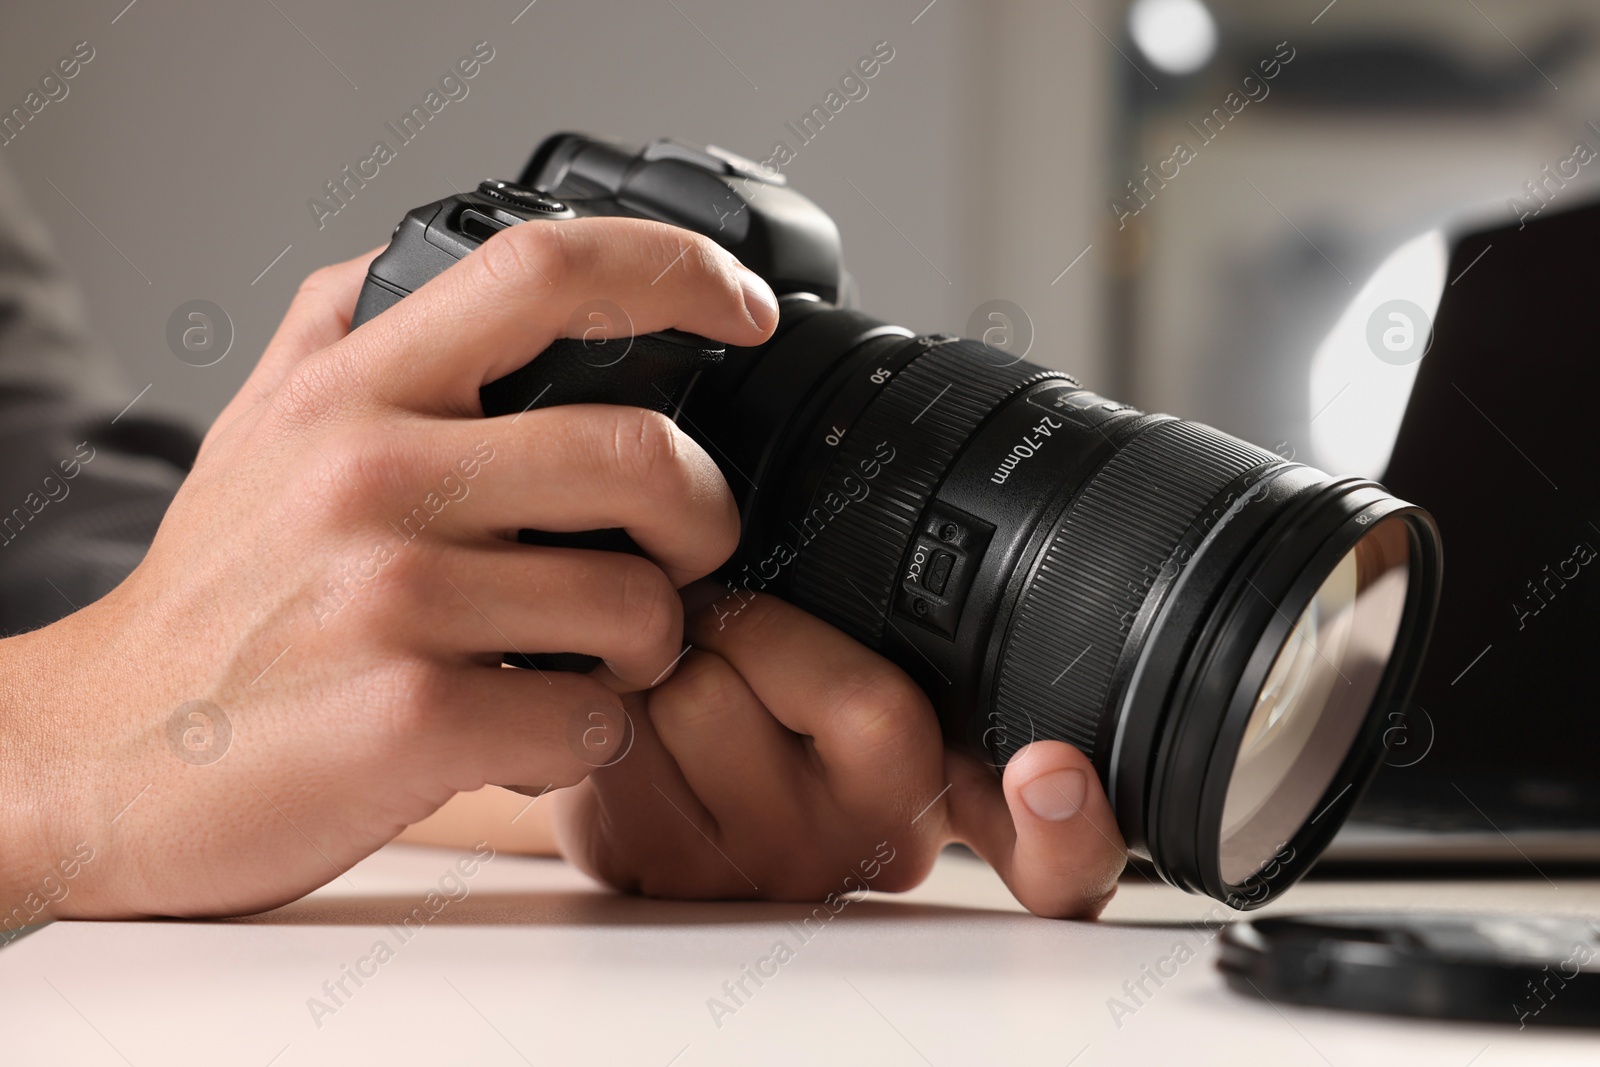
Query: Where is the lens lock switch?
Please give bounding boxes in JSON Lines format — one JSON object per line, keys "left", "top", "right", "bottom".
{"left": 897, "top": 502, "right": 993, "bottom": 638}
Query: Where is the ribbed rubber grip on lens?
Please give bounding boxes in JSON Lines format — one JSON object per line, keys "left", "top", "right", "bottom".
{"left": 791, "top": 340, "right": 1064, "bottom": 645}
{"left": 991, "top": 420, "right": 1278, "bottom": 762}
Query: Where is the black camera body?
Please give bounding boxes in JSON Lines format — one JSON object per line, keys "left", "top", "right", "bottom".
{"left": 355, "top": 135, "right": 846, "bottom": 317}
{"left": 354, "top": 134, "right": 1443, "bottom": 909}
{"left": 356, "top": 176, "right": 722, "bottom": 430}
{"left": 350, "top": 138, "right": 854, "bottom": 510}
{"left": 350, "top": 138, "right": 857, "bottom": 668}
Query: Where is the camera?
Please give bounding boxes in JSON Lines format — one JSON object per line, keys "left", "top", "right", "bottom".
{"left": 354, "top": 133, "right": 1443, "bottom": 908}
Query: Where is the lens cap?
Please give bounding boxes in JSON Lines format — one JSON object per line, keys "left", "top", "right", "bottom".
{"left": 1220, "top": 912, "right": 1600, "bottom": 1027}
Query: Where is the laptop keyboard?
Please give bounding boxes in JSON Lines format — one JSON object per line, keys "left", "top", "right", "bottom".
{"left": 1351, "top": 773, "right": 1600, "bottom": 834}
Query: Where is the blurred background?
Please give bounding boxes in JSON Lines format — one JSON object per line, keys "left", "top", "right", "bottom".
{"left": 1, "top": 0, "right": 1596, "bottom": 479}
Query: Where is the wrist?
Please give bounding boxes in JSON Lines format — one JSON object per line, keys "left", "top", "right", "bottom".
{"left": 0, "top": 601, "right": 142, "bottom": 920}
{"left": 0, "top": 621, "right": 80, "bottom": 925}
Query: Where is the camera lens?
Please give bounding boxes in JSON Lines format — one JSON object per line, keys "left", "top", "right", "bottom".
{"left": 687, "top": 298, "right": 1442, "bottom": 908}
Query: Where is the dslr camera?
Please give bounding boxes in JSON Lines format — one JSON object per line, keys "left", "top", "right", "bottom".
{"left": 355, "top": 133, "right": 1442, "bottom": 908}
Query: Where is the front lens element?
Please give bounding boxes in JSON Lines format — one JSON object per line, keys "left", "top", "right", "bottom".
{"left": 1218, "top": 517, "right": 1412, "bottom": 884}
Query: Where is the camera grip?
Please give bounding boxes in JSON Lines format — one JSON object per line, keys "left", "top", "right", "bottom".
{"left": 479, "top": 330, "right": 724, "bottom": 673}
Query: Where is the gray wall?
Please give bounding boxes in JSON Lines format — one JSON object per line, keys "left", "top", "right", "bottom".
{"left": 0, "top": 0, "right": 1110, "bottom": 429}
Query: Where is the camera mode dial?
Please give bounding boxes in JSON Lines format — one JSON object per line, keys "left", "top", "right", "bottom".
{"left": 476, "top": 180, "right": 566, "bottom": 213}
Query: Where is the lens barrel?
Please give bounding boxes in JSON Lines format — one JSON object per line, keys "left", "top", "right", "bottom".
{"left": 688, "top": 299, "right": 1442, "bottom": 908}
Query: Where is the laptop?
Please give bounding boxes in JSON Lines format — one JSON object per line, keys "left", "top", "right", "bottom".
{"left": 1321, "top": 196, "right": 1600, "bottom": 871}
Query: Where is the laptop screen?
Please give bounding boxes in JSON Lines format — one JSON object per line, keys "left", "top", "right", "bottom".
{"left": 1357, "top": 198, "right": 1600, "bottom": 825}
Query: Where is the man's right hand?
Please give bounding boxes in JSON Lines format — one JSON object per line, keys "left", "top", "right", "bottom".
{"left": 0, "top": 216, "right": 777, "bottom": 919}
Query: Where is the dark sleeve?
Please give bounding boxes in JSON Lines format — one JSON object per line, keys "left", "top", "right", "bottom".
{"left": 0, "top": 160, "right": 198, "bottom": 634}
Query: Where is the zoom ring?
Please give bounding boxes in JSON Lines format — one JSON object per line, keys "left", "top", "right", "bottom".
{"left": 791, "top": 340, "right": 1064, "bottom": 645}
{"left": 992, "top": 420, "right": 1278, "bottom": 762}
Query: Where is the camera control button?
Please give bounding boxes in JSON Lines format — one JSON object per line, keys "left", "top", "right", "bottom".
{"left": 477, "top": 180, "right": 566, "bottom": 213}
{"left": 706, "top": 144, "right": 788, "bottom": 186}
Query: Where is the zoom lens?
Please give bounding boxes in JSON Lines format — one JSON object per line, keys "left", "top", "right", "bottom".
{"left": 686, "top": 297, "right": 1442, "bottom": 908}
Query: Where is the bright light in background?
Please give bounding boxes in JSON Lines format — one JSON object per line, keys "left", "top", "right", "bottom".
{"left": 1308, "top": 230, "right": 1448, "bottom": 479}
{"left": 1128, "top": 0, "right": 1218, "bottom": 76}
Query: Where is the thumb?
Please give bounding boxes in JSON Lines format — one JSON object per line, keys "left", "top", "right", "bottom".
{"left": 946, "top": 741, "right": 1126, "bottom": 919}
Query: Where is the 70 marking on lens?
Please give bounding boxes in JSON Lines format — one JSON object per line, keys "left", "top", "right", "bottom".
{"left": 824, "top": 367, "right": 894, "bottom": 446}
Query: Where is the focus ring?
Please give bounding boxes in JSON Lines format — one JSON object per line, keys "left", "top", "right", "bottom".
{"left": 992, "top": 420, "right": 1278, "bottom": 761}
{"left": 791, "top": 340, "right": 1063, "bottom": 644}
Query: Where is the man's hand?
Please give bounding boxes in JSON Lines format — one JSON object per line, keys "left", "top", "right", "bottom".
{"left": 0, "top": 217, "right": 777, "bottom": 919}
{"left": 550, "top": 594, "right": 1127, "bottom": 919}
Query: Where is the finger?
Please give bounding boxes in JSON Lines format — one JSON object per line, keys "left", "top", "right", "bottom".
{"left": 341, "top": 216, "right": 779, "bottom": 415}
{"left": 554, "top": 700, "right": 766, "bottom": 900}
{"left": 425, "top": 541, "right": 685, "bottom": 689}
{"left": 205, "top": 248, "right": 383, "bottom": 451}
{"left": 688, "top": 594, "right": 945, "bottom": 818}
{"left": 647, "top": 649, "right": 805, "bottom": 823}
{"left": 945, "top": 741, "right": 1126, "bottom": 919}
{"left": 433, "top": 405, "right": 738, "bottom": 586}
{"left": 421, "top": 666, "right": 624, "bottom": 795}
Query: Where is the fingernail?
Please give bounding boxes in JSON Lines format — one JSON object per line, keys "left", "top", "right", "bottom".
{"left": 1020, "top": 768, "right": 1087, "bottom": 822}
{"left": 734, "top": 264, "right": 778, "bottom": 333}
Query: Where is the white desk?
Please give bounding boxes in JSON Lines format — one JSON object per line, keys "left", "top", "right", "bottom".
{"left": 2, "top": 844, "right": 1598, "bottom": 1066}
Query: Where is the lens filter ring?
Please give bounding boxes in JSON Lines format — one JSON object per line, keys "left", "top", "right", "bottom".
{"left": 1144, "top": 483, "right": 1442, "bottom": 907}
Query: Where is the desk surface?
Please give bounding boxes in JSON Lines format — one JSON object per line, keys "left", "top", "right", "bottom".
{"left": 2, "top": 844, "right": 1598, "bottom": 1066}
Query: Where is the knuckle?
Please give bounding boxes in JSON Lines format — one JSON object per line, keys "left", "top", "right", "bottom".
{"left": 649, "top": 652, "right": 742, "bottom": 734}
{"left": 313, "top": 536, "right": 425, "bottom": 639}
{"left": 371, "top": 660, "right": 455, "bottom": 748}
{"left": 833, "top": 668, "right": 930, "bottom": 758}
{"left": 611, "top": 408, "right": 688, "bottom": 496}
{"left": 286, "top": 424, "right": 409, "bottom": 522}
{"left": 641, "top": 223, "right": 739, "bottom": 302}
{"left": 614, "top": 555, "right": 679, "bottom": 651}
{"left": 327, "top": 426, "right": 408, "bottom": 501}
{"left": 271, "top": 354, "right": 346, "bottom": 427}
{"left": 377, "top": 533, "right": 436, "bottom": 596}
{"left": 685, "top": 235, "right": 745, "bottom": 306}
{"left": 476, "top": 221, "right": 572, "bottom": 292}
